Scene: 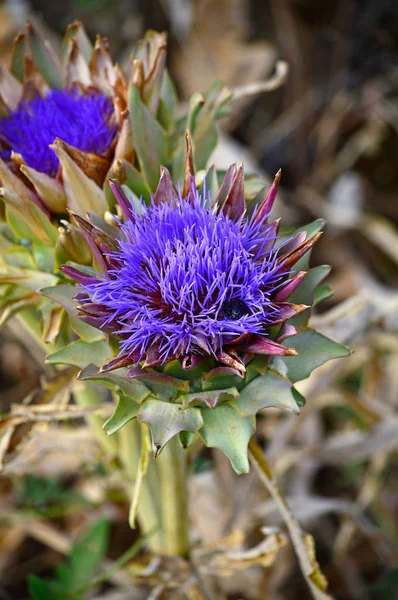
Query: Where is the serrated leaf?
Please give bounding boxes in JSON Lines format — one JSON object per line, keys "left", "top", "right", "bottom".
{"left": 40, "top": 285, "right": 104, "bottom": 342}
{"left": 78, "top": 363, "right": 150, "bottom": 402}
{"left": 183, "top": 387, "right": 239, "bottom": 409}
{"left": 233, "top": 369, "right": 300, "bottom": 416}
{"left": 103, "top": 392, "right": 140, "bottom": 435}
{"left": 129, "top": 85, "right": 168, "bottom": 191}
{"left": 138, "top": 399, "right": 203, "bottom": 455}
{"left": 46, "top": 339, "right": 112, "bottom": 368}
{"left": 199, "top": 404, "right": 255, "bottom": 474}
{"left": 282, "top": 329, "right": 351, "bottom": 383}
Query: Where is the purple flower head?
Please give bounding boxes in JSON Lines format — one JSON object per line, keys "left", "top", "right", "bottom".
{"left": 0, "top": 88, "right": 116, "bottom": 177}
{"left": 62, "top": 165, "right": 320, "bottom": 373}
{"left": 86, "top": 191, "right": 283, "bottom": 363}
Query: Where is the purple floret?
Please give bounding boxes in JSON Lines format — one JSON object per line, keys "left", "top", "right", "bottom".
{"left": 83, "top": 189, "right": 285, "bottom": 364}
{"left": 0, "top": 88, "right": 116, "bottom": 177}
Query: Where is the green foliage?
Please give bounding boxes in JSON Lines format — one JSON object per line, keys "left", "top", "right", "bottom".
{"left": 371, "top": 569, "right": 398, "bottom": 600}
{"left": 199, "top": 404, "right": 255, "bottom": 474}
{"left": 28, "top": 520, "right": 109, "bottom": 600}
{"left": 16, "top": 475, "right": 88, "bottom": 513}
{"left": 282, "top": 328, "right": 351, "bottom": 383}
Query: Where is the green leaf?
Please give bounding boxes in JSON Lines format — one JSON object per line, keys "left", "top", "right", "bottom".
{"left": 128, "top": 85, "right": 168, "bottom": 191}
{"left": 32, "top": 243, "right": 55, "bottom": 273}
{"left": 51, "top": 142, "right": 108, "bottom": 217}
{"left": 2, "top": 188, "right": 59, "bottom": 246}
{"left": 171, "top": 91, "right": 205, "bottom": 183}
{"left": 292, "top": 387, "right": 306, "bottom": 407}
{"left": 158, "top": 69, "right": 177, "bottom": 131}
{"left": 40, "top": 285, "right": 104, "bottom": 342}
{"left": 103, "top": 392, "right": 140, "bottom": 435}
{"left": 1, "top": 246, "right": 35, "bottom": 268}
{"left": 282, "top": 329, "right": 351, "bottom": 383}
{"left": 0, "top": 285, "right": 38, "bottom": 327}
{"left": 121, "top": 160, "right": 152, "bottom": 204}
{"left": 61, "top": 21, "right": 93, "bottom": 65}
{"left": 46, "top": 339, "right": 112, "bottom": 369}
{"left": 59, "top": 520, "right": 109, "bottom": 594}
{"left": 183, "top": 387, "right": 239, "bottom": 409}
{"left": 138, "top": 399, "right": 203, "bottom": 455}
{"left": 289, "top": 265, "right": 331, "bottom": 327}
{"left": 233, "top": 369, "right": 300, "bottom": 416}
{"left": 78, "top": 363, "right": 150, "bottom": 402}
{"left": 0, "top": 267, "right": 58, "bottom": 291}
{"left": 28, "top": 576, "right": 58, "bottom": 600}
{"left": 11, "top": 33, "right": 28, "bottom": 82}
{"left": 199, "top": 404, "right": 255, "bottom": 474}
{"left": 202, "top": 367, "right": 244, "bottom": 391}
{"left": 163, "top": 358, "right": 213, "bottom": 382}
{"left": 192, "top": 82, "right": 231, "bottom": 171}
{"left": 313, "top": 284, "right": 333, "bottom": 307}
{"left": 27, "top": 22, "right": 63, "bottom": 88}
{"left": 178, "top": 430, "right": 194, "bottom": 448}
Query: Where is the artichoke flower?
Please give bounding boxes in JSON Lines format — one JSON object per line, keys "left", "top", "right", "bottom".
{"left": 45, "top": 140, "right": 349, "bottom": 474}
{"left": 0, "top": 20, "right": 128, "bottom": 219}
{"left": 0, "top": 23, "right": 229, "bottom": 337}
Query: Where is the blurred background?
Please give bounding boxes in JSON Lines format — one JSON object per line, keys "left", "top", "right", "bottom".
{"left": 0, "top": 1, "right": 397, "bottom": 599}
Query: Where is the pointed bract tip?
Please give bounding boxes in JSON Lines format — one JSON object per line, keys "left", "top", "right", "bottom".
{"left": 108, "top": 178, "right": 132, "bottom": 220}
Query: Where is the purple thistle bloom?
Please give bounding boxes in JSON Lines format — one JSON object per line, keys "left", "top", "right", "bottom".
{"left": 62, "top": 165, "right": 319, "bottom": 373}
{"left": 85, "top": 191, "right": 284, "bottom": 363}
{"left": 0, "top": 88, "right": 116, "bottom": 177}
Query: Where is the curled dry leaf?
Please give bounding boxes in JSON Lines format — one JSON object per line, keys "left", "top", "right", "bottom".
{"left": 207, "top": 526, "right": 287, "bottom": 576}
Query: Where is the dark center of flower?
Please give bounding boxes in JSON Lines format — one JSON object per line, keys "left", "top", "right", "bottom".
{"left": 0, "top": 88, "right": 116, "bottom": 177}
{"left": 220, "top": 299, "right": 249, "bottom": 320}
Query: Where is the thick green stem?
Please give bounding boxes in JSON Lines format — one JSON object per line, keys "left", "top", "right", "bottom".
{"left": 118, "top": 421, "right": 163, "bottom": 553}
{"left": 157, "top": 436, "right": 190, "bottom": 557}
